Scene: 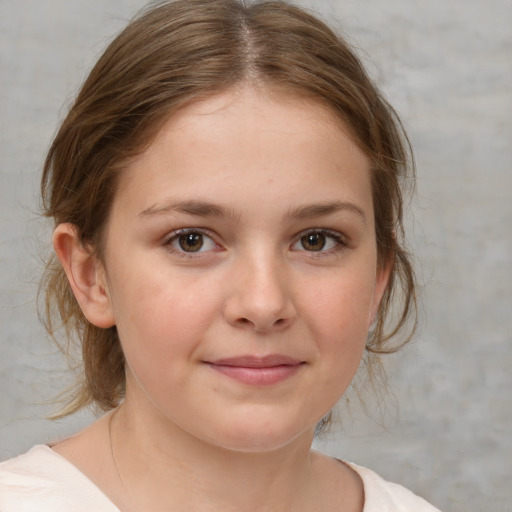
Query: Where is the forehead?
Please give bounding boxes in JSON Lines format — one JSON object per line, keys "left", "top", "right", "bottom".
{"left": 112, "top": 86, "right": 373, "bottom": 220}
{"left": 153, "top": 86, "right": 363, "bottom": 155}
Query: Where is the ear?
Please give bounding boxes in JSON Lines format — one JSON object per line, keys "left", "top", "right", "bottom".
{"left": 53, "top": 223, "right": 115, "bottom": 328}
{"left": 368, "top": 255, "right": 393, "bottom": 327}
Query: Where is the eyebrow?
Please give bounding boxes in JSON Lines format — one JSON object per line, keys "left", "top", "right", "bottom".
{"left": 287, "top": 201, "right": 366, "bottom": 223}
{"left": 139, "top": 199, "right": 366, "bottom": 223}
{"left": 138, "top": 200, "right": 239, "bottom": 221}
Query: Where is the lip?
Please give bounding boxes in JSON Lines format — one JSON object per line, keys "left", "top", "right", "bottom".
{"left": 205, "top": 355, "right": 305, "bottom": 386}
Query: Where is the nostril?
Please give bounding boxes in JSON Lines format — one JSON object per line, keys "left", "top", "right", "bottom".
{"left": 234, "top": 316, "right": 287, "bottom": 331}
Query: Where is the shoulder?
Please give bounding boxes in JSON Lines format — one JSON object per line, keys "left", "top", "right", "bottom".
{"left": 346, "top": 462, "right": 442, "bottom": 512}
{"left": 0, "top": 445, "right": 119, "bottom": 512}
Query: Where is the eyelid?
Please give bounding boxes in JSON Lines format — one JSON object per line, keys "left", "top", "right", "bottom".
{"left": 290, "top": 228, "right": 350, "bottom": 253}
{"left": 163, "top": 227, "right": 222, "bottom": 255}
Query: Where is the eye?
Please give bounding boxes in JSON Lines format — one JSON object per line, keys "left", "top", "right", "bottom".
{"left": 291, "top": 230, "right": 345, "bottom": 252}
{"left": 166, "top": 229, "right": 218, "bottom": 254}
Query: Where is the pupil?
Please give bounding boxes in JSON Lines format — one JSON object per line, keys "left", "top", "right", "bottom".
{"left": 302, "top": 233, "right": 325, "bottom": 251}
{"left": 179, "top": 233, "right": 203, "bottom": 252}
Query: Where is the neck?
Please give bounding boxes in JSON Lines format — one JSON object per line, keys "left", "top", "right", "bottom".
{"left": 109, "top": 400, "right": 322, "bottom": 512}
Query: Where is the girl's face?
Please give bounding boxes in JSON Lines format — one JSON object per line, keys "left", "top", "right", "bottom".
{"left": 100, "top": 87, "right": 389, "bottom": 452}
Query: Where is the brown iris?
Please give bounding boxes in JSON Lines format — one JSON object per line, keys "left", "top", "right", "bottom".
{"left": 301, "top": 232, "right": 326, "bottom": 251}
{"left": 178, "top": 232, "right": 204, "bottom": 252}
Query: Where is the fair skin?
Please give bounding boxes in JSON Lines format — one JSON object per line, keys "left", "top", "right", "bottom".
{"left": 53, "top": 86, "right": 390, "bottom": 512}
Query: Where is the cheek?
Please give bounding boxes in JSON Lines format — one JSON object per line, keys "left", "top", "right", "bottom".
{"left": 110, "top": 271, "right": 222, "bottom": 384}
{"left": 304, "top": 271, "right": 376, "bottom": 342}
{"left": 300, "top": 269, "right": 376, "bottom": 388}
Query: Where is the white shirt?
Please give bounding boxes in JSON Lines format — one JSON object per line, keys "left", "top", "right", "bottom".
{"left": 0, "top": 445, "right": 441, "bottom": 511}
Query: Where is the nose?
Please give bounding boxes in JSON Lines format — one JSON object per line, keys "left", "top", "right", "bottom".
{"left": 223, "top": 251, "right": 296, "bottom": 333}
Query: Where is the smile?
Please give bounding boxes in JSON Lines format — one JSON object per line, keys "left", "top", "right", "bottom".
{"left": 205, "top": 355, "right": 305, "bottom": 386}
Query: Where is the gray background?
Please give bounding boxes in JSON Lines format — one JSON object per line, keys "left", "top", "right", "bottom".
{"left": 1, "top": 0, "right": 511, "bottom": 510}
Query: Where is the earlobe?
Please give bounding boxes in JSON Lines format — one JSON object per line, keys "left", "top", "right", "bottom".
{"left": 53, "top": 223, "right": 115, "bottom": 328}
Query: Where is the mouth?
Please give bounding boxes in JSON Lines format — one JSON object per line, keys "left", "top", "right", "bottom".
{"left": 204, "top": 355, "right": 305, "bottom": 386}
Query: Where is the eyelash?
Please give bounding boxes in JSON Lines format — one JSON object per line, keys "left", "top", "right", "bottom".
{"left": 163, "top": 228, "right": 220, "bottom": 257}
{"left": 291, "top": 229, "right": 349, "bottom": 255}
{"left": 162, "top": 228, "right": 349, "bottom": 257}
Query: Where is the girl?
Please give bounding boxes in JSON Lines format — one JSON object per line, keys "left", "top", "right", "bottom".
{"left": 0, "top": 1, "right": 441, "bottom": 510}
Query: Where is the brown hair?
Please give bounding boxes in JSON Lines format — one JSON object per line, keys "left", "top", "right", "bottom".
{"left": 41, "top": 0, "right": 416, "bottom": 417}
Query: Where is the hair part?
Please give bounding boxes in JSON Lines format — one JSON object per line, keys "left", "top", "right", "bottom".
{"left": 41, "top": 0, "right": 417, "bottom": 418}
